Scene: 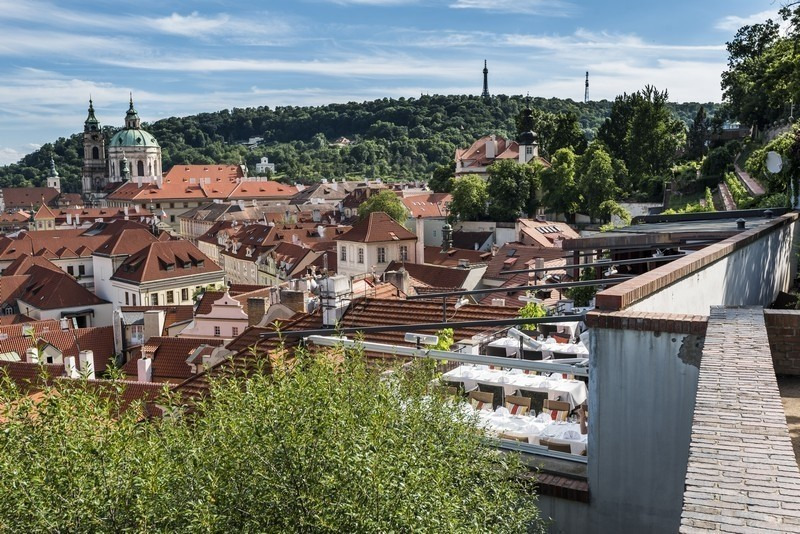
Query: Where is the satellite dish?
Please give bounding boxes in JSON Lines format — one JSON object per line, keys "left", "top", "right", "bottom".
{"left": 766, "top": 151, "right": 783, "bottom": 174}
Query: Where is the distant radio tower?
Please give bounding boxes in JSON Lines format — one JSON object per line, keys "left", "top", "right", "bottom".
{"left": 584, "top": 71, "right": 589, "bottom": 103}
{"left": 482, "top": 60, "right": 490, "bottom": 100}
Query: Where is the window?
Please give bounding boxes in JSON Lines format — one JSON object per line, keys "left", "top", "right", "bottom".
{"left": 67, "top": 265, "right": 74, "bottom": 276}
{"left": 400, "top": 245, "right": 408, "bottom": 261}
{"left": 170, "top": 215, "right": 176, "bottom": 223}
{"left": 132, "top": 294, "right": 136, "bottom": 306}
{"left": 137, "top": 160, "right": 145, "bottom": 176}
{"left": 151, "top": 293, "right": 159, "bottom": 306}
{"left": 526, "top": 146, "right": 533, "bottom": 155}
{"left": 131, "top": 325, "right": 144, "bottom": 344}
{"left": 125, "top": 292, "right": 129, "bottom": 306}
{"left": 169, "top": 203, "right": 175, "bottom": 209}
{"left": 166, "top": 290, "right": 174, "bottom": 304}
{"left": 232, "top": 327, "right": 239, "bottom": 337}
{"left": 340, "top": 246, "right": 347, "bottom": 262}
{"left": 184, "top": 202, "right": 189, "bottom": 208}
{"left": 78, "top": 265, "right": 85, "bottom": 276}
{"left": 214, "top": 326, "right": 221, "bottom": 337}
{"left": 92, "top": 146, "right": 99, "bottom": 160}
{"left": 155, "top": 203, "right": 161, "bottom": 209}
{"left": 358, "top": 247, "right": 364, "bottom": 264}
{"left": 377, "top": 247, "right": 386, "bottom": 263}
{"left": 181, "top": 288, "right": 189, "bottom": 301}
{"left": 433, "top": 230, "right": 437, "bottom": 238}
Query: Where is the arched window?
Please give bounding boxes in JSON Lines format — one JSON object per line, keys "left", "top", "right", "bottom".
{"left": 111, "top": 162, "right": 115, "bottom": 176}
{"left": 137, "top": 160, "right": 145, "bottom": 176}
{"left": 92, "top": 146, "right": 99, "bottom": 160}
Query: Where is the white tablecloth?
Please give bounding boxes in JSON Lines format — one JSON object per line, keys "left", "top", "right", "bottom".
{"left": 491, "top": 336, "right": 590, "bottom": 359}
{"left": 442, "top": 365, "right": 587, "bottom": 408}
{"left": 487, "top": 337, "right": 522, "bottom": 357}
{"left": 466, "top": 405, "right": 587, "bottom": 455}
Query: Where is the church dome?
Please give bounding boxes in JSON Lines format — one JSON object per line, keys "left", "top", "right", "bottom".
{"left": 109, "top": 128, "right": 160, "bottom": 148}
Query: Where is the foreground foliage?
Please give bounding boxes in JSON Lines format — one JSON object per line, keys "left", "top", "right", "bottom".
{"left": 0, "top": 348, "right": 544, "bottom": 533}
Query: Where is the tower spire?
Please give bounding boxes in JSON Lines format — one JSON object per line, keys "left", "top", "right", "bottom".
{"left": 481, "top": 60, "right": 490, "bottom": 100}
{"left": 125, "top": 94, "right": 141, "bottom": 129}
{"left": 84, "top": 96, "right": 99, "bottom": 131}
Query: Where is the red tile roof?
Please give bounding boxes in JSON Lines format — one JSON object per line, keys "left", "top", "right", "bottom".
{"left": 15, "top": 265, "right": 107, "bottom": 310}
{"left": 0, "top": 187, "right": 59, "bottom": 209}
{"left": 401, "top": 193, "right": 452, "bottom": 218}
{"left": 0, "top": 230, "right": 109, "bottom": 263}
{"left": 122, "top": 336, "right": 225, "bottom": 381}
{"left": 0, "top": 325, "right": 115, "bottom": 373}
{"left": 517, "top": 219, "right": 580, "bottom": 248}
{"left": 334, "top": 212, "right": 417, "bottom": 243}
{"left": 385, "top": 261, "right": 470, "bottom": 289}
{"left": 111, "top": 240, "right": 222, "bottom": 284}
{"left": 483, "top": 243, "right": 567, "bottom": 281}
{"left": 93, "top": 228, "right": 158, "bottom": 256}
{"left": 423, "top": 246, "right": 489, "bottom": 267}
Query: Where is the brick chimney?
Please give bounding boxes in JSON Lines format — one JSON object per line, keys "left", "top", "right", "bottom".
{"left": 247, "top": 297, "right": 269, "bottom": 327}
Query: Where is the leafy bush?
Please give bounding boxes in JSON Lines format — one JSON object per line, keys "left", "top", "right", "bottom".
{"left": 724, "top": 172, "right": 753, "bottom": 207}
{"left": 518, "top": 301, "right": 547, "bottom": 329}
{"left": 0, "top": 347, "right": 544, "bottom": 532}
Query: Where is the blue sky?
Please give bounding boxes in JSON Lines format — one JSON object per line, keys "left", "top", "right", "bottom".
{"left": 0, "top": 0, "right": 781, "bottom": 164}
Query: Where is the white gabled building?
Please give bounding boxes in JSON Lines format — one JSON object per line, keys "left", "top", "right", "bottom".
{"left": 333, "top": 211, "right": 418, "bottom": 279}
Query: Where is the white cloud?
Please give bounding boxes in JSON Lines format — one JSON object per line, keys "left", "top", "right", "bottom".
{"left": 0, "top": 147, "right": 26, "bottom": 166}
{"left": 449, "top": 0, "right": 575, "bottom": 16}
{"left": 715, "top": 9, "right": 778, "bottom": 32}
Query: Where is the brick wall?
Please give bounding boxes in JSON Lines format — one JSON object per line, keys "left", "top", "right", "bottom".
{"left": 764, "top": 309, "right": 800, "bottom": 376}
{"left": 680, "top": 307, "right": 800, "bottom": 532}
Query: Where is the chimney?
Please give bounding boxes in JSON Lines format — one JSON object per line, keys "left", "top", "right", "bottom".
{"left": 74, "top": 214, "right": 80, "bottom": 226}
{"left": 124, "top": 206, "right": 129, "bottom": 217}
{"left": 491, "top": 298, "right": 506, "bottom": 307}
{"left": 319, "top": 275, "right": 352, "bottom": 327}
{"left": 25, "top": 347, "right": 39, "bottom": 364}
{"left": 384, "top": 268, "right": 410, "bottom": 295}
{"left": 66, "top": 213, "right": 72, "bottom": 225}
{"left": 78, "top": 350, "right": 95, "bottom": 380}
{"left": 247, "top": 297, "right": 269, "bottom": 327}
{"left": 280, "top": 288, "right": 307, "bottom": 314}
{"left": 143, "top": 309, "right": 166, "bottom": 342}
{"left": 317, "top": 225, "right": 325, "bottom": 238}
{"left": 485, "top": 135, "right": 496, "bottom": 159}
{"left": 64, "top": 355, "right": 79, "bottom": 378}
{"left": 415, "top": 216, "right": 425, "bottom": 264}
{"left": 137, "top": 357, "right": 152, "bottom": 383}
{"left": 313, "top": 209, "right": 321, "bottom": 222}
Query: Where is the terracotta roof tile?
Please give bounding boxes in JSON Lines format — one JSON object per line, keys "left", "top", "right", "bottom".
{"left": 401, "top": 193, "right": 451, "bottom": 218}
{"left": 112, "top": 240, "right": 222, "bottom": 284}
{"left": 16, "top": 265, "right": 107, "bottom": 310}
{"left": 122, "top": 336, "right": 225, "bottom": 381}
{"left": 0, "top": 187, "right": 60, "bottom": 209}
{"left": 423, "top": 245, "right": 489, "bottom": 267}
{"left": 385, "top": 261, "right": 469, "bottom": 289}
{"left": 334, "top": 212, "right": 417, "bottom": 243}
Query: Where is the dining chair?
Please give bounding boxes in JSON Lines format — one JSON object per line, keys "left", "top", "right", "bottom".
{"left": 467, "top": 390, "right": 494, "bottom": 411}
{"left": 503, "top": 395, "right": 532, "bottom": 416}
{"left": 540, "top": 439, "right": 572, "bottom": 454}
{"left": 477, "top": 383, "right": 505, "bottom": 410}
{"left": 498, "top": 432, "right": 529, "bottom": 443}
{"left": 543, "top": 399, "right": 571, "bottom": 422}
{"left": 522, "top": 349, "right": 544, "bottom": 361}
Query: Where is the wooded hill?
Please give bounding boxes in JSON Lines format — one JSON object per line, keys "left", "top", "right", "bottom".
{"left": 0, "top": 94, "right": 716, "bottom": 194}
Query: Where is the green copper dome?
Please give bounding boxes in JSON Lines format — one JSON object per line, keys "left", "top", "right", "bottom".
{"left": 109, "top": 128, "right": 160, "bottom": 148}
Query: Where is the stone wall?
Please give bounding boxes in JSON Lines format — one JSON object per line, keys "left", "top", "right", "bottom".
{"left": 764, "top": 309, "right": 800, "bottom": 376}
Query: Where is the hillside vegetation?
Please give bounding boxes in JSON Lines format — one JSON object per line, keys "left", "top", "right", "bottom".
{"left": 0, "top": 94, "right": 715, "bottom": 194}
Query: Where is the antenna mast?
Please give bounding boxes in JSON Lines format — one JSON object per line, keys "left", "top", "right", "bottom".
{"left": 584, "top": 72, "right": 589, "bottom": 103}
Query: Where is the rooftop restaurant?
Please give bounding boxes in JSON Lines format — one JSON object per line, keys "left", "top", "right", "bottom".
{"left": 261, "top": 207, "right": 800, "bottom": 532}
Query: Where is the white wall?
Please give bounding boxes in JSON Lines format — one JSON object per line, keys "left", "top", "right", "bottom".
{"left": 337, "top": 240, "right": 417, "bottom": 278}
{"left": 628, "top": 218, "right": 799, "bottom": 315}
{"left": 37, "top": 302, "right": 114, "bottom": 328}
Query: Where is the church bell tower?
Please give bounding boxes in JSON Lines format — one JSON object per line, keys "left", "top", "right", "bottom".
{"left": 82, "top": 98, "right": 107, "bottom": 197}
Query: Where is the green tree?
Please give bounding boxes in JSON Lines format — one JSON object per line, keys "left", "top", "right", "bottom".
{"left": 358, "top": 190, "right": 409, "bottom": 222}
{"left": 450, "top": 174, "right": 488, "bottom": 221}
{"left": 486, "top": 159, "right": 541, "bottom": 222}
{"left": 542, "top": 147, "right": 580, "bottom": 221}
{"left": 0, "top": 346, "right": 545, "bottom": 532}
{"left": 686, "top": 106, "right": 710, "bottom": 160}
{"left": 577, "top": 144, "right": 618, "bottom": 222}
{"left": 704, "top": 187, "right": 716, "bottom": 211}
{"left": 518, "top": 301, "right": 547, "bottom": 329}
{"left": 428, "top": 163, "right": 455, "bottom": 193}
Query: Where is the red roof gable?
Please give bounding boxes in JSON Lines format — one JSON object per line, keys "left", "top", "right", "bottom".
{"left": 334, "top": 212, "right": 416, "bottom": 243}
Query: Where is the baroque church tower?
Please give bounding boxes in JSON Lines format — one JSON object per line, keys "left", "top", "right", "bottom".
{"left": 82, "top": 98, "right": 107, "bottom": 196}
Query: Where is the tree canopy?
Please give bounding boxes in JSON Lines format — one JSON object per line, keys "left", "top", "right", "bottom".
{"left": 450, "top": 174, "right": 488, "bottom": 222}
{"left": 358, "top": 190, "right": 409, "bottom": 222}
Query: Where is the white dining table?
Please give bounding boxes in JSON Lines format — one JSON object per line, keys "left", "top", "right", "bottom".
{"left": 489, "top": 336, "right": 590, "bottom": 359}
{"left": 464, "top": 405, "right": 587, "bottom": 455}
{"left": 442, "top": 365, "right": 587, "bottom": 408}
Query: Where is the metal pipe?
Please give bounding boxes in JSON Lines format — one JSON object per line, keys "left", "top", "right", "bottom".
{"left": 500, "top": 253, "right": 686, "bottom": 275}
{"left": 405, "top": 277, "right": 633, "bottom": 301}
{"left": 260, "top": 314, "right": 587, "bottom": 339}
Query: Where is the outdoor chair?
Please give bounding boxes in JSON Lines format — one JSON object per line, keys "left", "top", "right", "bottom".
{"left": 519, "top": 390, "right": 548, "bottom": 415}
{"left": 543, "top": 399, "right": 571, "bottom": 422}
{"left": 504, "top": 395, "right": 532, "bottom": 416}
{"left": 477, "top": 383, "right": 505, "bottom": 409}
{"left": 540, "top": 439, "right": 572, "bottom": 454}
{"left": 467, "top": 391, "right": 494, "bottom": 412}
